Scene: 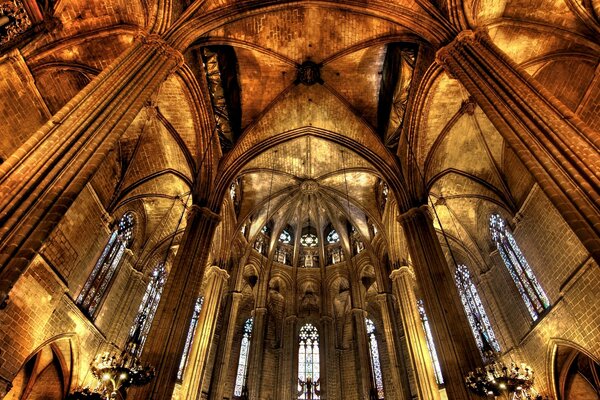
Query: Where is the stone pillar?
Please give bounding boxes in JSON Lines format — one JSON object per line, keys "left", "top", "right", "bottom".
{"left": 180, "top": 265, "right": 230, "bottom": 400}
{"left": 436, "top": 28, "right": 600, "bottom": 263}
{"left": 376, "top": 293, "right": 411, "bottom": 400}
{"left": 319, "top": 315, "right": 335, "bottom": 400}
{"left": 351, "top": 307, "right": 375, "bottom": 399}
{"left": 208, "top": 291, "right": 242, "bottom": 400}
{"left": 129, "top": 206, "right": 221, "bottom": 399}
{"left": 398, "top": 206, "right": 480, "bottom": 400}
{"left": 390, "top": 266, "right": 441, "bottom": 400}
{"left": 278, "top": 314, "right": 297, "bottom": 400}
{"left": 0, "top": 33, "right": 184, "bottom": 307}
{"left": 246, "top": 306, "right": 268, "bottom": 400}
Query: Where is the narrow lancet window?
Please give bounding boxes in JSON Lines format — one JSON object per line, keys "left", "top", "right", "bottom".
{"left": 127, "top": 263, "right": 167, "bottom": 358}
{"left": 417, "top": 300, "right": 444, "bottom": 384}
{"left": 366, "top": 318, "right": 384, "bottom": 399}
{"left": 298, "top": 323, "right": 320, "bottom": 399}
{"left": 177, "top": 296, "right": 204, "bottom": 380}
{"left": 234, "top": 317, "right": 253, "bottom": 396}
{"left": 489, "top": 213, "right": 549, "bottom": 320}
{"left": 454, "top": 264, "right": 500, "bottom": 356}
{"left": 77, "top": 212, "right": 135, "bottom": 317}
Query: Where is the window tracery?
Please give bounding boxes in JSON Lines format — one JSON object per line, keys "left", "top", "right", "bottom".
{"left": 454, "top": 264, "right": 500, "bottom": 356}
{"left": 234, "top": 318, "right": 253, "bottom": 396}
{"left": 366, "top": 318, "right": 384, "bottom": 399}
{"left": 326, "top": 230, "right": 339, "bottom": 244}
{"left": 489, "top": 214, "right": 550, "bottom": 320}
{"left": 279, "top": 230, "right": 292, "bottom": 244}
{"left": 177, "top": 296, "right": 204, "bottom": 380}
{"left": 301, "top": 233, "right": 318, "bottom": 247}
{"left": 298, "top": 323, "right": 320, "bottom": 399}
{"left": 77, "top": 212, "right": 135, "bottom": 317}
{"left": 127, "top": 263, "right": 167, "bottom": 358}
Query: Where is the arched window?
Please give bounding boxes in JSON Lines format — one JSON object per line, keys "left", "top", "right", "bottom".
{"left": 126, "top": 263, "right": 167, "bottom": 358}
{"left": 77, "top": 212, "right": 135, "bottom": 317}
{"left": 298, "top": 323, "right": 320, "bottom": 400}
{"left": 366, "top": 319, "right": 384, "bottom": 399}
{"left": 489, "top": 214, "right": 550, "bottom": 320}
{"left": 326, "top": 229, "right": 339, "bottom": 244}
{"left": 279, "top": 229, "right": 292, "bottom": 244}
{"left": 234, "top": 318, "right": 253, "bottom": 396}
{"left": 417, "top": 300, "right": 444, "bottom": 385}
{"left": 177, "top": 296, "right": 204, "bottom": 380}
{"left": 454, "top": 264, "right": 500, "bottom": 356}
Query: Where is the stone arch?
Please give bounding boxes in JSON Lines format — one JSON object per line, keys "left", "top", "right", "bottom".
{"left": 211, "top": 127, "right": 411, "bottom": 214}
{"left": 5, "top": 334, "right": 78, "bottom": 400}
{"left": 548, "top": 339, "right": 600, "bottom": 400}
{"left": 167, "top": 1, "right": 454, "bottom": 51}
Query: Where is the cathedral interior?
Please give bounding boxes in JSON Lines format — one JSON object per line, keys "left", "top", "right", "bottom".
{"left": 0, "top": 0, "right": 599, "bottom": 399}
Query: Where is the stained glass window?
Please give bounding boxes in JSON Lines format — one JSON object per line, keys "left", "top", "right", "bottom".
{"left": 417, "top": 300, "right": 444, "bottom": 385}
{"left": 279, "top": 230, "right": 292, "bottom": 244}
{"left": 489, "top": 214, "right": 550, "bottom": 320}
{"left": 298, "top": 323, "right": 320, "bottom": 400}
{"left": 177, "top": 296, "right": 204, "bottom": 380}
{"left": 366, "top": 319, "right": 384, "bottom": 399}
{"left": 127, "top": 263, "right": 167, "bottom": 358}
{"left": 301, "top": 233, "right": 318, "bottom": 247}
{"left": 77, "top": 212, "right": 135, "bottom": 317}
{"left": 234, "top": 318, "right": 253, "bottom": 396}
{"left": 454, "top": 264, "right": 500, "bottom": 356}
{"left": 326, "top": 230, "right": 339, "bottom": 243}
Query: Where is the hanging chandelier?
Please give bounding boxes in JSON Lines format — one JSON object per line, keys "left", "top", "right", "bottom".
{"left": 465, "top": 353, "right": 542, "bottom": 399}
{"left": 67, "top": 347, "right": 155, "bottom": 400}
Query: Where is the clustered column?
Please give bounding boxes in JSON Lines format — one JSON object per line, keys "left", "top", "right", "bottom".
{"left": 180, "top": 265, "right": 230, "bottom": 400}
{"left": 376, "top": 293, "right": 412, "bottom": 400}
{"left": 398, "top": 205, "right": 481, "bottom": 400}
{"left": 209, "top": 291, "right": 243, "bottom": 400}
{"left": 129, "top": 206, "right": 222, "bottom": 399}
{"left": 390, "top": 266, "right": 441, "bottom": 400}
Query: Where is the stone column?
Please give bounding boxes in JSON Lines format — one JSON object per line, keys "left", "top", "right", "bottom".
{"left": 319, "top": 315, "right": 335, "bottom": 400}
{"left": 246, "top": 306, "right": 268, "bottom": 400}
{"left": 390, "top": 266, "right": 441, "bottom": 400}
{"left": 0, "top": 33, "right": 184, "bottom": 307}
{"left": 208, "top": 291, "right": 242, "bottom": 400}
{"left": 351, "top": 307, "right": 375, "bottom": 399}
{"left": 436, "top": 28, "right": 600, "bottom": 263}
{"left": 398, "top": 206, "right": 480, "bottom": 400}
{"left": 278, "top": 314, "right": 297, "bottom": 400}
{"left": 129, "top": 206, "right": 221, "bottom": 399}
{"left": 376, "top": 293, "right": 411, "bottom": 400}
{"left": 180, "top": 265, "right": 230, "bottom": 400}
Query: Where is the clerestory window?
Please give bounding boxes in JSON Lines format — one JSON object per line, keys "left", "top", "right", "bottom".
{"left": 77, "top": 212, "right": 135, "bottom": 317}
{"left": 489, "top": 214, "right": 549, "bottom": 320}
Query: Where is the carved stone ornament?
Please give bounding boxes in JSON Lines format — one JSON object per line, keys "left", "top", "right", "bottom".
{"left": 0, "top": 0, "right": 33, "bottom": 45}
{"left": 296, "top": 61, "right": 322, "bottom": 85}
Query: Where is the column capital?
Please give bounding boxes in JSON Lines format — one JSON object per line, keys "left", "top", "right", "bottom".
{"left": 320, "top": 315, "right": 334, "bottom": 323}
{"left": 134, "top": 31, "right": 184, "bottom": 70}
{"left": 375, "top": 292, "right": 393, "bottom": 303}
{"left": 390, "top": 265, "right": 414, "bottom": 282}
{"left": 230, "top": 291, "right": 243, "bottom": 300}
{"left": 435, "top": 28, "right": 490, "bottom": 67}
{"left": 251, "top": 307, "right": 268, "bottom": 317}
{"left": 397, "top": 205, "right": 431, "bottom": 224}
{"left": 205, "top": 265, "right": 230, "bottom": 282}
{"left": 285, "top": 314, "right": 298, "bottom": 323}
{"left": 188, "top": 204, "right": 222, "bottom": 223}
